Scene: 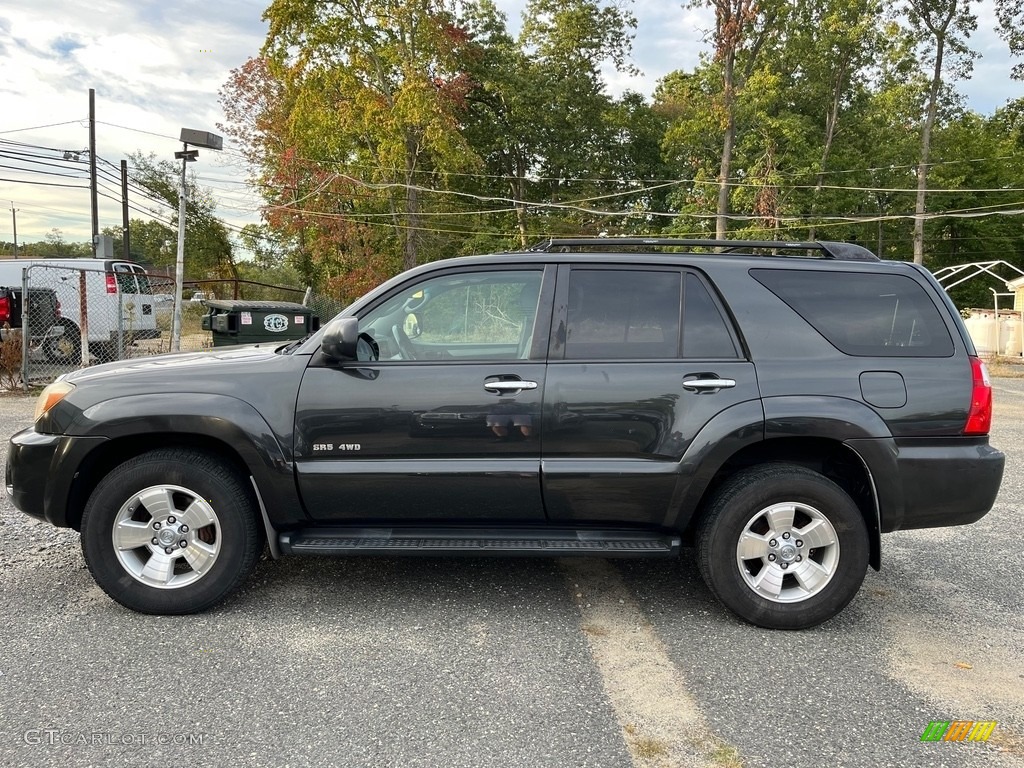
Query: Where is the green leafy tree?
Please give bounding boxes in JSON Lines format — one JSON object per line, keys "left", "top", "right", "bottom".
{"left": 460, "top": 0, "right": 642, "bottom": 244}
{"left": 259, "top": 0, "right": 482, "bottom": 272}
{"left": 126, "top": 153, "right": 237, "bottom": 280}
{"left": 686, "top": 0, "right": 787, "bottom": 239}
{"left": 903, "top": 0, "right": 978, "bottom": 263}
{"left": 102, "top": 219, "right": 177, "bottom": 267}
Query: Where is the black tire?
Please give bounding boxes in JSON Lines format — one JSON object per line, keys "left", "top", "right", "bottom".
{"left": 80, "top": 449, "right": 260, "bottom": 614}
{"left": 89, "top": 341, "right": 118, "bottom": 363}
{"left": 43, "top": 319, "right": 81, "bottom": 364}
{"left": 696, "top": 463, "right": 869, "bottom": 630}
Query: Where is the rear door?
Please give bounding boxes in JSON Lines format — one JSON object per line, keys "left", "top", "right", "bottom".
{"left": 294, "top": 265, "right": 554, "bottom": 523}
{"left": 541, "top": 266, "right": 759, "bottom": 526}
{"left": 110, "top": 261, "right": 155, "bottom": 338}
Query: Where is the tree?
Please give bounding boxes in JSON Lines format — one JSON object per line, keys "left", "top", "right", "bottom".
{"left": 686, "top": 0, "right": 786, "bottom": 240}
{"left": 460, "top": 0, "right": 642, "bottom": 245}
{"left": 126, "top": 153, "right": 237, "bottom": 280}
{"left": 13, "top": 230, "right": 92, "bottom": 259}
{"left": 777, "top": 0, "right": 888, "bottom": 238}
{"left": 259, "top": 0, "right": 482, "bottom": 272}
{"left": 102, "top": 219, "right": 177, "bottom": 267}
{"left": 904, "top": 0, "right": 977, "bottom": 264}
{"left": 995, "top": 0, "right": 1024, "bottom": 79}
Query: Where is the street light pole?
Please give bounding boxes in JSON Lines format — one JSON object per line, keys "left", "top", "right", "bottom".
{"left": 170, "top": 128, "right": 221, "bottom": 353}
{"left": 170, "top": 145, "right": 195, "bottom": 352}
{"left": 9, "top": 202, "right": 17, "bottom": 259}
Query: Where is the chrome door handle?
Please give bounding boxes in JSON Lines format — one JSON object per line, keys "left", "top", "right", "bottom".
{"left": 682, "top": 378, "right": 736, "bottom": 391}
{"left": 484, "top": 380, "right": 538, "bottom": 393}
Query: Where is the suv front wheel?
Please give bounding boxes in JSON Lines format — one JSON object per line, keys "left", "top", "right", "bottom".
{"left": 81, "top": 449, "right": 261, "bottom": 614}
{"left": 696, "top": 464, "right": 869, "bottom": 630}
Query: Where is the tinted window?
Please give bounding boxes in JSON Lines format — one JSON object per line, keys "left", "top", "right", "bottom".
{"left": 683, "top": 274, "right": 738, "bottom": 358}
{"left": 751, "top": 269, "right": 954, "bottom": 357}
{"left": 566, "top": 270, "right": 680, "bottom": 359}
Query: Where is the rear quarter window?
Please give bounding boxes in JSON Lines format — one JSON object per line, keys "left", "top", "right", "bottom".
{"left": 750, "top": 269, "right": 954, "bottom": 357}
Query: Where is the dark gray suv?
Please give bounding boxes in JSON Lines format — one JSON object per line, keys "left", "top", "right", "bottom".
{"left": 6, "top": 238, "right": 1004, "bottom": 629}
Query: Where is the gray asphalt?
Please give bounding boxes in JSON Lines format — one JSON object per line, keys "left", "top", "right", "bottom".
{"left": 1, "top": 384, "right": 1021, "bottom": 768}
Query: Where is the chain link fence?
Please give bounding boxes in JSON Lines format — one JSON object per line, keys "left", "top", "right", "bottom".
{"left": 11, "top": 264, "right": 342, "bottom": 388}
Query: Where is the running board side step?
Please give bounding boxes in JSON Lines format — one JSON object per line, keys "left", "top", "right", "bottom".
{"left": 279, "top": 527, "right": 681, "bottom": 558}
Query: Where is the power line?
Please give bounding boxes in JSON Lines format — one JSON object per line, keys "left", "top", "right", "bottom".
{"left": 95, "top": 120, "right": 179, "bottom": 141}
{"left": 0, "top": 177, "right": 89, "bottom": 189}
{"left": 0, "top": 120, "right": 84, "bottom": 135}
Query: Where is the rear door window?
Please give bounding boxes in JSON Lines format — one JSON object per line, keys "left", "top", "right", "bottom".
{"left": 112, "top": 264, "right": 139, "bottom": 294}
{"left": 565, "top": 270, "right": 681, "bottom": 360}
{"left": 683, "top": 273, "right": 738, "bottom": 358}
{"left": 130, "top": 265, "right": 153, "bottom": 294}
{"left": 751, "top": 269, "right": 954, "bottom": 357}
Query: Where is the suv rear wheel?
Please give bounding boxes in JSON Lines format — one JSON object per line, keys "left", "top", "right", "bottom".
{"left": 81, "top": 449, "right": 260, "bottom": 614}
{"left": 42, "top": 318, "right": 81, "bottom": 364}
{"left": 696, "top": 463, "right": 869, "bottom": 630}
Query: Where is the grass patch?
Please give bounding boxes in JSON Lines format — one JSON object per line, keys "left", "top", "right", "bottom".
{"left": 623, "top": 725, "right": 669, "bottom": 761}
{"left": 688, "top": 732, "right": 745, "bottom": 768}
{"left": 708, "top": 743, "right": 744, "bottom": 767}
{"left": 987, "top": 358, "right": 1024, "bottom": 378}
{"left": 630, "top": 735, "right": 669, "bottom": 760}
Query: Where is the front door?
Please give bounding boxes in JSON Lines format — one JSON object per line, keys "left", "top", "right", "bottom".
{"left": 295, "top": 266, "right": 553, "bottom": 523}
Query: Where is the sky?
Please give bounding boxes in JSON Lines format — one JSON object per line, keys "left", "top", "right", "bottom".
{"left": 1, "top": 0, "right": 1022, "bottom": 253}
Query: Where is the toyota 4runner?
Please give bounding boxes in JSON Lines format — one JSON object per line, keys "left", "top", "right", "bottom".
{"left": 6, "top": 238, "right": 1005, "bottom": 629}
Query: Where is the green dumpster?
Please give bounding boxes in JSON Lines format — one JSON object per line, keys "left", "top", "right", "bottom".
{"left": 201, "top": 300, "right": 319, "bottom": 347}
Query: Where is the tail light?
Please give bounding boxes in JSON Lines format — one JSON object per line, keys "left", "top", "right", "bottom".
{"left": 105, "top": 273, "right": 118, "bottom": 294}
{"left": 964, "top": 356, "right": 992, "bottom": 435}
{"left": 55, "top": 300, "right": 61, "bottom": 318}
{"left": 0, "top": 295, "right": 9, "bottom": 324}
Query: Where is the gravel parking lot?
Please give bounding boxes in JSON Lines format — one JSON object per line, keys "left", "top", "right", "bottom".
{"left": 1, "top": 383, "right": 1022, "bottom": 768}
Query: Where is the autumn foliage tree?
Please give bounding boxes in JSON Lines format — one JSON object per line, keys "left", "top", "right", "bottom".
{"left": 258, "top": 0, "right": 481, "bottom": 275}
{"left": 218, "top": 0, "right": 1024, "bottom": 308}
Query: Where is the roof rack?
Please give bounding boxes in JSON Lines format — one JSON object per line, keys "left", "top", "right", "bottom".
{"left": 525, "top": 237, "right": 880, "bottom": 262}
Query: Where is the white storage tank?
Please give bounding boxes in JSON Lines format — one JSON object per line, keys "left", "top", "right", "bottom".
{"left": 964, "top": 311, "right": 997, "bottom": 356}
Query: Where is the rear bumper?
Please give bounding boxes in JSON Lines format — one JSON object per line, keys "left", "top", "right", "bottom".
{"left": 848, "top": 436, "right": 1004, "bottom": 532}
{"left": 894, "top": 439, "right": 1004, "bottom": 530}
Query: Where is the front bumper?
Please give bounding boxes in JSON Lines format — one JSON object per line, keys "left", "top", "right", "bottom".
{"left": 6, "top": 427, "right": 106, "bottom": 528}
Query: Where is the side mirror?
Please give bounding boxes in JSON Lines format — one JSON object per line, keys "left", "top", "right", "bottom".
{"left": 321, "top": 317, "right": 359, "bottom": 361}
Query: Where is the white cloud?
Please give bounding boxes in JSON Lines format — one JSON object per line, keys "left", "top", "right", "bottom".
{"left": 0, "top": 0, "right": 1021, "bottom": 247}
{"left": 0, "top": 1, "right": 266, "bottom": 245}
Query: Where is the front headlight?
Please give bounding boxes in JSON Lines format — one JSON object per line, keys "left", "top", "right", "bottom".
{"left": 34, "top": 379, "right": 75, "bottom": 422}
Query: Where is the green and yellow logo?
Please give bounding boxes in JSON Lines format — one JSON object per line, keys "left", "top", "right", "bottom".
{"left": 920, "top": 720, "right": 997, "bottom": 742}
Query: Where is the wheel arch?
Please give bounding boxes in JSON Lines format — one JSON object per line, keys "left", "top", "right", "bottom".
{"left": 54, "top": 393, "right": 304, "bottom": 531}
{"left": 683, "top": 438, "right": 882, "bottom": 570}
{"left": 675, "top": 396, "right": 896, "bottom": 571}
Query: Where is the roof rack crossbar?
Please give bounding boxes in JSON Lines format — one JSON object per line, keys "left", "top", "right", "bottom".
{"left": 525, "top": 238, "right": 879, "bottom": 262}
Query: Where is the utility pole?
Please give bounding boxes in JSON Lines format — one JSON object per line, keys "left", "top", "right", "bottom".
{"left": 9, "top": 202, "right": 17, "bottom": 258}
{"left": 89, "top": 88, "right": 99, "bottom": 255}
{"left": 121, "top": 160, "right": 130, "bottom": 259}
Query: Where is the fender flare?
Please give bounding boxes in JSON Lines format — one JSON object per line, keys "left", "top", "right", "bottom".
{"left": 673, "top": 396, "right": 898, "bottom": 570}
{"left": 48, "top": 393, "right": 304, "bottom": 529}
